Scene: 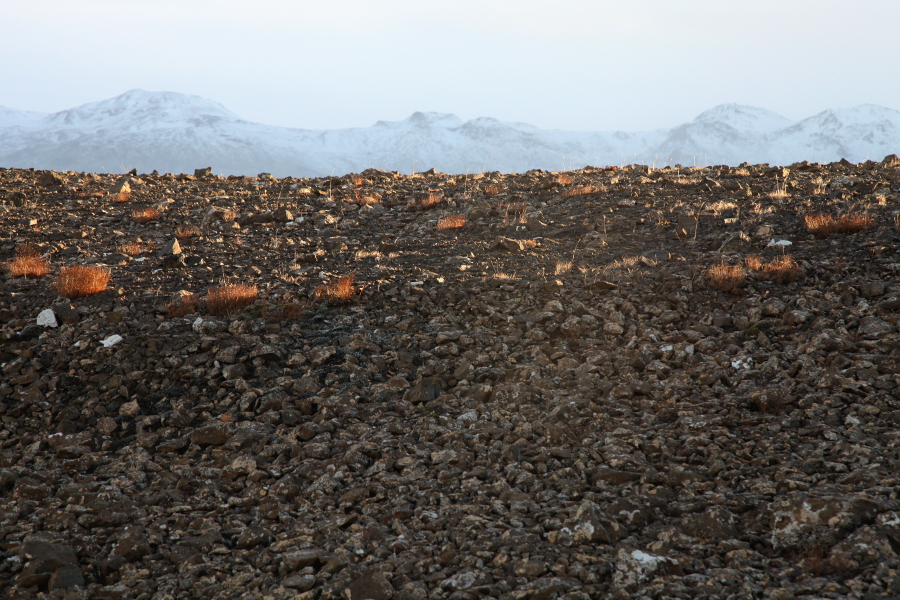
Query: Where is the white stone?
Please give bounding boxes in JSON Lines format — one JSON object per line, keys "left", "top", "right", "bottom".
{"left": 36, "top": 309, "right": 58, "bottom": 328}
{"left": 101, "top": 334, "right": 123, "bottom": 347}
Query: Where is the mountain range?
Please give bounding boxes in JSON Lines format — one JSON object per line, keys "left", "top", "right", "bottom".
{"left": 1, "top": 90, "right": 898, "bottom": 177}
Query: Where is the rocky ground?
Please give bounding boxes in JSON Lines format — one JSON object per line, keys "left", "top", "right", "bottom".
{"left": 1, "top": 158, "right": 900, "bottom": 600}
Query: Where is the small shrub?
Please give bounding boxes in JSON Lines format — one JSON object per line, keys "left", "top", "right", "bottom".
{"left": 176, "top": 225, "right": 202, "bottom": 240}
{"left": 313, "top": 273, "right": 362, "bottom": 305}
{"left": 407, "top": 192, "right": 443, "bottom": 211}
{"left": 804, "top": 213, "right": 874, "bottom": 238}
{"left": 205, "top": 284, "right": 258, "bottom": 316}
{"left": 484, "top": 184, "right": 502, "bottom": 198}
{"left": 54, "top": 265, "right": 111, "bottom": 299}
{"left": 706, "top": 262, "right": 745, "bottom": 292}
{"left": 6, "top": 244, "right": 49, "bottom": 278}
{"left": 437, "top": 214, "right": 466, "bottom": 230}
{"left": 132, "top": 207, "right": 160, "bottom": 224}
{"left": 745, "top": 255, "right": 801, "bottom": 283}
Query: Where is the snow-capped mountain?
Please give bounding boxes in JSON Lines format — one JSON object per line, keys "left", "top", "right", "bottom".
{"left": 0, "top": 90, "right": 898, "bottom": 177}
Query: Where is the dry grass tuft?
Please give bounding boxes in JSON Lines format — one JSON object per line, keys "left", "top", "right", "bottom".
{"left": 119, "top": 242, "right": 155, "bottom": 256}
{"left": 6, "top": 244, "right": 49, "bottom": 278}
{"left": 804, "top": 213, "right": 874, "bottom": 238}
{"left": 706, "top": 262, "right": 746, "bottom": 292}
{"left": 437, "top": 214, "right": 466, "bottom": 230}
{"left": 313, "top": 273, "right": 363, "bottom": 305}
{"left": 352, "top": 190, "right": 382, "bottom": 205}
{"left": 111, "top": 192, "right": 131, "bottom": 203}
{"left": 54, "top": 265, "right": 111, "bottom": 299}
{"left": 132, "top": 207, "right": 160, "bottom": 224}
{"left": 484, "top": 184, "right": 502, "bottom": 198}
{"left": 561, "top": 184, "right": 601, "bottom": 199}
{"left": 745, "top": 255, "right": 802, "bottom": 283}
{"left": 555, "top": 261, "right": 573, "bottom": 275}
{"left": 205, "top": 284, "right": 259, "bottom": 316}
{"left": 500, "top": 201, "right": 528, "bottom": 220}
{"left": 408, "top": 192, "right": 443, "bottom": 211}
{"left": 166, "top": 293, "right": 198, "bottom": 317}
{"left": 176, "top": 225, "right": 202, "bottom": 240}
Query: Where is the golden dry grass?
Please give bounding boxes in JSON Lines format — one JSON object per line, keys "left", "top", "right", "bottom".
{"left": 407, "top": 192, "right": 443, "bottom": 211}
{"left": 500, "top": 201, "right": 528, "bottom": 219}
{"left": 54, "top": 265, "right": 111, "bottom": 299}
{"left": 352, "top": 190, "right": 382, "bottom": 205}
{"left": 313, "top": 273, "right": 362, "bottom": 305}
{"left": 166, "top": 293, "right": 198, "bottom": 317}
{"left": 561, "top": 184, "right": 601, "bottom": 199}
{"left": 6, "top": 246, "right": 49, "bottom": 278}
{"left": 706, "top": 262, "right": 745, "bottom": 292}
{"left": 437, "top": 214, "right": 466, "bottom": 230}
{"left": 132, "top": 207, "right": 160, "bottom": 224}
{"left": 175, "top": 225, "right": 202, "bottom": 240}
{"left": 555, "top": 261, "right": 573, "bottom": 275}
{"left": 119, "top": 242, "right": 155, "bottom": 256}
{"left": 804, "top": 213, "right": 874, "bottom": 238}
{"left": 484, "top": 184, "right": 502, "bottom": 198}
{"left": 745, "top": 255, "right": 802, "bottom": 284}
{"left": 205, "top": 284, "right": 259, "bottom": 316}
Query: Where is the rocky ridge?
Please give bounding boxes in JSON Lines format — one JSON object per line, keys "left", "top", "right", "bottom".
{"left": 1, "top": 157, "right": 900, "bottom": 600}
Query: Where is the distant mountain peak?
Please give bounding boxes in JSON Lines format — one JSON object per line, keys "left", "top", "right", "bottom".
{"left": 692, "top": 104, "right": 794, "bottom": 133}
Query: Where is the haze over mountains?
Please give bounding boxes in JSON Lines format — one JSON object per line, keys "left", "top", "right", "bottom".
{"left": 1, "top": 90, "right": 898, "bottom": 177}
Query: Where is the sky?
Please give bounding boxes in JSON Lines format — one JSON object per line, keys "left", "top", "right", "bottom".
{"left": 1, "top": 0, "right": 898, "bottom": 132}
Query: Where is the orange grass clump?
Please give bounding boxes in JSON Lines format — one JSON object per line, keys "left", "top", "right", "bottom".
{"left": 166, "top": 293, "right": 198, "bottom": 317}
{"left": 6, "top": 244, "right": 49, "bottom": 278}
{"left": 132, "top": 207, "right": 160, "bottom": 224}
{"left": 54, "top": 265, "right": 111, "bottom": 299}
{"left": 205, "top": 284, "right": 258, "bottom": 316}
{"left": 313, "top": 273, "right": 363, "bottom": 305}
{"left": 352, "top": 190, "right": 382, "bottom": 205}
{"left": 176, "top": 225, "right": 202, "bottom": 240}
{"left": 804, "top": 213, "right": 874, "bottom": 238}
{"left": 407, "top": 192, "right": 443, "bottom": 211}
{"left": 484, "top": 184, "right": 502, "bottom": 198}
{"left": 561, "top": 184, "right": 601, "bottom": 199}
{"left": 119, "top": 242, "right": 155, "bottom": 256}
{"left": 745, "top": 255, "right": 802, "bottom": 284}
{"left": 706, "top": 262, "right": 745, "bottom": 292}
{"left": 437, "top": 214, "right": 466, "bottom": 230}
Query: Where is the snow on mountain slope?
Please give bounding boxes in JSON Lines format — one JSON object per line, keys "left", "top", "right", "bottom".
{"left": 0, "top": 90, "right": 897, "bottom": 176}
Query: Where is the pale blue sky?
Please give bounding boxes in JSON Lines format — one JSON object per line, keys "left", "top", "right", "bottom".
{"left": 2, "top": 0, "right": 898, "bottom": 131}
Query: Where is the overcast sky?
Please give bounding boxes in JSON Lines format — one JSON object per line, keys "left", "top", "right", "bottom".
{"left": 2, "top": 0, "right": 898, "bottom": 132}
